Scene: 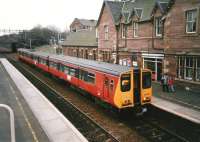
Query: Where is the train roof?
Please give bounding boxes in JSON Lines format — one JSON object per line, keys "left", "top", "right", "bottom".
{"left": 18, "top": 48, "right": 138, "bottom": 76}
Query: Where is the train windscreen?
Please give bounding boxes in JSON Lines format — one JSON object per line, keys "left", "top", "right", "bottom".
{"left": 121, "top": 74, "right": 131, "bottom": 92}
{"left": 142, "top": 72, "right": 151, "bottom": 89}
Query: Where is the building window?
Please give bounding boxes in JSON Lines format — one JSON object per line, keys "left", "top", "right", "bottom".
{"left": 196, "top": 58, "right": 200, "bottom": 81}
{"left": 177, "top": 56, "right": 200, "bottom": 81}
{"left": 185, "top": 57, "right": 194, "bottom": 80}
{"left": 155, "top": 17, "right": 163, "bottom": 37}
{"left": 186, "top": 9, "right": 197, "bottom": 33}
{"left": 104, "top": 25, "right": 109, "bottom": 40}
{"left": 177, "top": 57, "right": 185, "bottom": 79}
{"left": 122, "top": 24, "right": 127, "bottom": 38}
{"left": 133, "top": 22, "right": 139, "bottom": 37}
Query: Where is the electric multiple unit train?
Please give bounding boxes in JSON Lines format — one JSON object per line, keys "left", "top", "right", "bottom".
{"left": 18, "top": 48, "right": 152, "bottom": 111}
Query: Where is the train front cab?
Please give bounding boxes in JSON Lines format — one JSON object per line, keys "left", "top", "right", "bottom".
{"left": 114, "top": 68, "right": 152, "bottom": 112}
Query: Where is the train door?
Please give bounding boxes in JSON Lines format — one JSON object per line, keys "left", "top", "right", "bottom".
{"left": 103, "top": 75, "right": 109, "bottom": 100}
{"left": 134, "top": 70, "right": 141, "bottom": 105}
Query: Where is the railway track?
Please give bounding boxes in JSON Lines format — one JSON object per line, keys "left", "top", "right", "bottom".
{"left": 6, "top": 55, "right": 196, "bottom": 142}
{"left": 126, "top": 116, "right": 189, "bottom": 142}
{"left": 8, "top": 58, "right": 120, "bottom": 142}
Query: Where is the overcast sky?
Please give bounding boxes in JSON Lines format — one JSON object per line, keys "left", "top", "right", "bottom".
{"left": 0, "top": 0, "right": 103, "bottom": 31}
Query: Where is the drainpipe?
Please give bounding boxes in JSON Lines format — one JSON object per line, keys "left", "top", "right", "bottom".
{"left": 116, "top": 26, "right": 119, "bottom": 64}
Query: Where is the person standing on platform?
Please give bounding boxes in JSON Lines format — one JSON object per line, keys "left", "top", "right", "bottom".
{"left": 161, "top": 74, "right": 165, "bottom": 91}
{"left": 168, "top": 76, "right": 175, "bottom": 93}
{"left": 162, "top": 74, "right": 168, "bottom": 92}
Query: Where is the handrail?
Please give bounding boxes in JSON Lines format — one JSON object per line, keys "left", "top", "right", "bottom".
{"left": 0, "top": 104, "right": 15, "bottom": 142}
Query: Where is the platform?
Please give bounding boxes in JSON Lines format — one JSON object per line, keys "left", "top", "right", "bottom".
{"left": 0, "top": 58, "right": 88, "bottom": 142}
{"left": 152, "top": 82, "right": 200, "bottom": 124}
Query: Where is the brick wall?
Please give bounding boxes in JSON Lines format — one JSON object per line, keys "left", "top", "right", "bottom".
{"left": 62, "top": 46, "right": 97, "bottom": 60}
{"left": 98, "top": 5, "right": 117, "bottom": 52}
{"left": 164, "top": 0, "right": 200, "bottom": 50}
{"left": 164, "top": 0, "right": 200, "bottom": 76}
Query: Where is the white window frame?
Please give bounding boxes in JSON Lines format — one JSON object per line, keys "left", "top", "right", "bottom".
{"left": 155, "top": 17, "right": 163, "bottom": 37}
{"left": 186, "top": 9, "right": 198, "bottom": 34}
{"left": 184, "top": 57, "right": 194, "bottom": 80}
{"left": 133, "top": 22, "right": 139, "bottom": 37}
{"left": 104, "top": 25, "right": 109, "bottom": 40}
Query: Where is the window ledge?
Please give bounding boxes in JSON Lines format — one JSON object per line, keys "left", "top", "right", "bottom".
{"left": 184, "top": 33, "right": 198, "bottom": 37}
{"left": 175, "top": 78, "right": 200, "bottom": 85}
{"left": 155, "top": 36, "right": 163, "bottom": 39}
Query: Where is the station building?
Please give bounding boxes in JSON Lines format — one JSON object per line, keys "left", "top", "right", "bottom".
{"left": 96, "top": 0, "right": 200, "bottom": 83}
{"left": 62, "top": 30, "right": 98, "bottom": 60}
{"left": 62, "top": 18, "right": 98, "bottom": 60}
{"left": 70, "top": 18, "right": 97, "bottom": 32}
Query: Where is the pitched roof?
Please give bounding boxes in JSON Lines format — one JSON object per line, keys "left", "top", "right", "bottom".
{"left": 97, "top": 0, "right": 171, "bottom": 25}
{"left": 105, "top": 1, "right": 123, "bottom": 25}
{"left": 62, "top": 30, "right": 97, "bottom": 47}
{"left": 78, "top": 19, "right": 97, "bottom": 27}
{"left": 72, "top": 18, "right": 97, "bottom": 27}
{"left": 121, "top": 0, "right": 159, "bottom": 23}
{"left": 155, "top": 0, "right": 172, "bottom": 14}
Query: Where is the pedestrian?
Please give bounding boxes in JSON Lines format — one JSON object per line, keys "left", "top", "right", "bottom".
{"left": 167, "top": 76, "right": 172, "bottom": 92}
{"left": 162, "top": 74, "right": 168, "bottom": 92}
{"left": 170, "top": 76, "right": 175, "bottom": 92}
{"left": 168, "top": 76, "right": 175, "bottom": 93}
{"left": 161, "top": 74, "right": 165, "bottom": 91}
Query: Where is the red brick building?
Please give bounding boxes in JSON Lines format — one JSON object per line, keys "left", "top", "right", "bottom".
{"left": 96, "top": 0, "right": 200, "bottom": 83}
{"left": 61, "top": 30, "right": 97, "bottom": 60}
{"left": 70, "top": 18, "right": 97, "bottom": 32}
{"left": 62, "top": 18, "right": 97, "bottom": 60}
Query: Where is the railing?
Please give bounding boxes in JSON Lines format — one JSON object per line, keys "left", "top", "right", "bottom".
{"left": 0, "top": 104, "right": 15, "bottom": 142}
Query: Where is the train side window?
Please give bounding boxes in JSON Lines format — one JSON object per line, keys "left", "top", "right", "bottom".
{"left": 83, "top": 71, "right": 88, "bottom": 81}
{"left": 57, "top": 63, "right": 60, "bottom": 70}
{"left": 79, "top": 70, "right": 83, "bottom": 79}
{"left": 87, "top": 73, "right": 95, "bottom": 84}
{"left": 64, "top": 66, "right": 69, "bottom": 75}
{"left": 75, "top": 69, "right": 79, "bottom": 78}
{"left": 69, "top": 68, "right": 75, "bottom": 76}
{"left": 49, "top": 61, "right": 55, "bottom": 68}
{"left": 40, "top": 58, "right": 46, "bottom": 65}
{"left": 121, "top": 74, "right": 131, "bottom": 92}
{"left": 110, "top": 80, "right": 114, "bottom": 90}
{"left": 142, "top": 72, "right": 151, "bottom": 89}
{"left": 104, "top": 77, "right": 109, "bottom": 86}
{"left": 43, "top": 59, "right": 46, "bottom": 65}
{"left": 60, "top": 65, "right": 64, "bottom": 72}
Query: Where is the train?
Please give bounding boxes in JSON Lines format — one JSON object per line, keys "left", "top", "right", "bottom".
{"left": 18, "top": 48, "right": 152, "bottom": 112}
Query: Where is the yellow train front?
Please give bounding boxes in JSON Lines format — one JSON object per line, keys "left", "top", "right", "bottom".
{"left": 113, "top": 68, "right": 152, "bottom": 112}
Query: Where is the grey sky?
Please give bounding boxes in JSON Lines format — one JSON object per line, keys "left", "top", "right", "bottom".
{"left": 0, "top": 0, "right": 103, "bottom": 31}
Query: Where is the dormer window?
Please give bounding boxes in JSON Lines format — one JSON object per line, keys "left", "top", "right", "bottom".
{"left": 186, "top": 9, "right": 197, "bottom": 33}
{"left": 155, "top": 17, "right": 163, "bottom": 37}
